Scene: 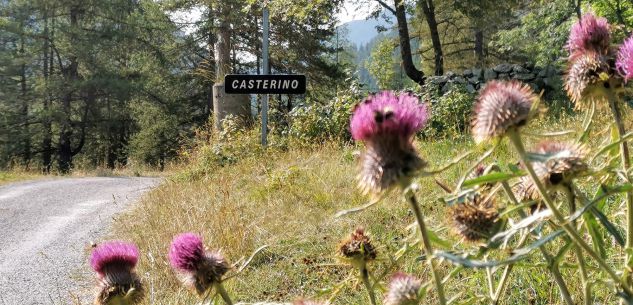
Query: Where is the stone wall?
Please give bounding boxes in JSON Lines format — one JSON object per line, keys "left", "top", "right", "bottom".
{"left": 427, "top": 63, "right": 561, "bottom": 95}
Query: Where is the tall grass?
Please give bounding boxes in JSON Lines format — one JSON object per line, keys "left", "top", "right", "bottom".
{"left": 102, "top": 108, "right": 633, "bottom": 304}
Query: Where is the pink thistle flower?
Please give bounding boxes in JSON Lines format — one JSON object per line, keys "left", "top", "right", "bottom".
{"left": 168, "top": 233, "right": 205, "bottom": 272}
{"left": 617, "top": 36, "right": 633, "bottom": 82}
{"left": 90, "top": 241, "right": 144, "bottom": 305}
{"left": 567, "top": 13, "right": 610, "bottom": 54}
{"left": 168, "top": 233, "right": 230, "bottom": 296}
{"left": 471, "top": 80, "right": 538, "bottom": 143}
{"left": 351, "top": 91, "right": 429, "bottom": 194}
{"left": 384, "top": 272, "right": 422, "bottom": 305}
{"left": 350, "top": 91, "right": 429, "bottom": 141}
{"left": 90, "top": 241, "right": 139, "bottom": 278}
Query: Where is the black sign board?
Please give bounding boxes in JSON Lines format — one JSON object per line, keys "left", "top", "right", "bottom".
{"left": 224, "top": 74, "right": 306, "bottom": 95}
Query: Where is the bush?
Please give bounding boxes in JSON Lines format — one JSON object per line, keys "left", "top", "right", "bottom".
{"left": 285, "top": 80, "right": 364, "bottom": 145}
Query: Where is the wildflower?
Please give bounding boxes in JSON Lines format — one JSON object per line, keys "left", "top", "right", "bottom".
{"left": 567, "top": 13, "right": 610, "bottom": 54}
{"left": 471, "top": 80, "right": 538, "bottom": 143}
{"left": 350, "top": 91, "right": 429, "bottom": 194}
{"left": 384, "top": 272, "right": 422, "bottom": 305}
{"left": 168, "top": 233, "right": 230, "bottom": 296}
{"left": 451, "top": 195, "right": 499, "bottom": 241}
{"left": 90, "top": 241, "right": 144, "bottom": 305}
{"left": 564, "top": 51, "right": 612, "bottom": 109}
{"left": 617, "top": 36, "right": 633, "bottom": 82}
{"left": 533, "top": 141, "right": 588, "bottom": 185}
{"left": 337, "top": 227, "right": 377, "bottom": 268}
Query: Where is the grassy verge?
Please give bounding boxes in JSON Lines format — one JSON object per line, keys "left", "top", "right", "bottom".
{"left": 0, "top": 170, "right": 41, "bottom": 185}
{"left": 106, "top": 110, "right": 627, "bottom": 304}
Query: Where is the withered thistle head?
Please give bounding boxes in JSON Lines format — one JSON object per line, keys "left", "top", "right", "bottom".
{"left": 384, "top": 272, "right": 422, "bottom": 305}
{"left": 168, "top": 233, "right": 230, "bottom": 296}
{"left": 90, "top": 241, "right": 144, "bottom": 305}
{"left": 533, "top": 141, "right": 588, "bottom": 185}
{"left": 567, "top": 13, "right": 611, "bottom": 54}
{"left": 350, "top": 91, "right": 429, "bottom": 194}
{"left": 451, "top": 195, "right": 499, "bottom": 242}
{"left": 337, "top": 227, "right": 377, "bottom": 268}
{"left": 564, "top": 51, "right": 612, "bottom": 110}
{"left": 471, "top": 80, "right": 538, "bottom": 143}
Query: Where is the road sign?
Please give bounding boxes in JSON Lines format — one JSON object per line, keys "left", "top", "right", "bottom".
{"left": 224, "top": 74, "right": 307, "bottom": 95}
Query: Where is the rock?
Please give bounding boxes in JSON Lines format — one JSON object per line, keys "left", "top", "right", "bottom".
{"left": 514, "top": 73, "right": 536, "bottom": 81}
{"left": 463, "top": 69, "right": 473, "bottom": 77}
{"left": 498, "top": 73, "right": 510, "bottom": 79}
{"left": 472, "top": 68, "right": 483, "bottom": 78}
{"left": 484, "top": 69, "right": 497, "bottom": 80}
{"left": 430, "top": 76, "right": 449, "bottom": 86}
{"left": 454, "top": 76, "right": 467, "bottom": 84}
{"left": 541, "top": 65, "right": 558, "bottom": 77}
{"left": 522, "top": 62, "right": 535, "bottom": 70}
{"left": 441, "top": 82, "right": 454, "bottom": 94}
{"left": 446, "top": 71, "right": 456, "bottom": 78}
{"left": 468, "top": 76, "right": 480, "bottom": 84}
{"left": 465, "top": 83, "right": 476, "bottom": 93}
{"left": 542, "top": 76, "right": 559, "bottom": 88}
{"left": 493, "top": 63, "right": 513, "bottom": 73}
{"left": 512, "top": 64, "right": 530, "bottom": 74}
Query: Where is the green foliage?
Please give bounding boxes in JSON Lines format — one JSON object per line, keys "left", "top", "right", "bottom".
{"left": 367, "top": 37, "right": 399, "bottom": 90}
{"left": 128, "top": 101, "right": 180, "bottom": 169}
{"left": 418, "top": 83, "right": 475, "bottom": 139}
{"left": 492, "top": 0, "right": 575, "bottom": 65}
{"left": 287, "top": 95, "right": 356, "bottom": 145}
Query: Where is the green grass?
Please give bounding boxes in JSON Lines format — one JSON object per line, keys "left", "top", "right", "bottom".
{"left": 104, "top": 110, "right": 631, "bottom": 305}
{"left": 0, "top": 170, "right": 40, "bottom": 185}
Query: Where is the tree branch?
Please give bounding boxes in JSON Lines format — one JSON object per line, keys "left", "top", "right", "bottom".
{"left": 375, "top": 0, "right": 396, "bottom": 15}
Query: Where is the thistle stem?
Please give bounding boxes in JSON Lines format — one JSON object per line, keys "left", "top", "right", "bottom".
{"left": 214, "top": 282, "right": 233, "bottom": 305}
{"left": 360, "top": 264, "right": 377, "bottom": 305}
{"left": 564, "top": 185, "right": 591, "bottom": 305}
{"left": 406, "top": 190, "right": 447, "bottom": 305}
{"left": 507, "top": 129, "right": 633, "bottom": 296}
{"left": 495, "top": 181, "right": 573, "bottom": 305}
{"left": 607, "top": 90, "right": 633, "bottom": 278}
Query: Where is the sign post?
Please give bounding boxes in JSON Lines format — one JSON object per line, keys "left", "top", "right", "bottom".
{"left": 262, "top": 7, "right": 270, "bottom": 146}
{"left": 224, "top": 4, "right": 306, "bottom": 146}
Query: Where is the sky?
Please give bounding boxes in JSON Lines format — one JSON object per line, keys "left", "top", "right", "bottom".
{"left": 171, "top": 0, "right": 372, "bottom": 33}
{"left": 337, "top": 1, "right": 373, "bottom": 24}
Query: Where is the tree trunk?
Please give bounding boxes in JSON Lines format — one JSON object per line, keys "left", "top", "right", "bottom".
{"left": 212, "top": 0, "right": 250, "bottom": 129}
{"left": 206, "top": 3, "right": 215, "bottom": 118}
{"left": 393, "top": 0, "right": 425, "bottom": 85}
{"left": 19, "top": 30, "right": 30, "bottom": 166}
{"left": 58, "top": 6, "right": 80, "bottom": 173}
{"left": 474, "top": 29, "right": 484, "bottom": 68}
{"left": 215, "top": 2, "right": 231, "bottom": 82}
{"left": 42, "top": 12, "right": 53, "bottom": 173}
{"left": 419, "top": 0, "right": 443, "bottom": 76}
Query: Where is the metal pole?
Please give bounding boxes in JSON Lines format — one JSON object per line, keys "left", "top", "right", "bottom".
{"left": 261, "top": 6, "right": 270, "bottom": 146}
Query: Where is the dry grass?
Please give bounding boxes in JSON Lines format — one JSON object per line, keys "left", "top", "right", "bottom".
{"left": 104, "top": 108, "right": 633, "bottom": 304}
{"left": 0, "top": 170, "right": 41, "bottom": 185}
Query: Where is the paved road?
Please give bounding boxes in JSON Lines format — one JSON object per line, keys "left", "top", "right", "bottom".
{"left": 0, "top": 177, "right": 160, "bottom": 305}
